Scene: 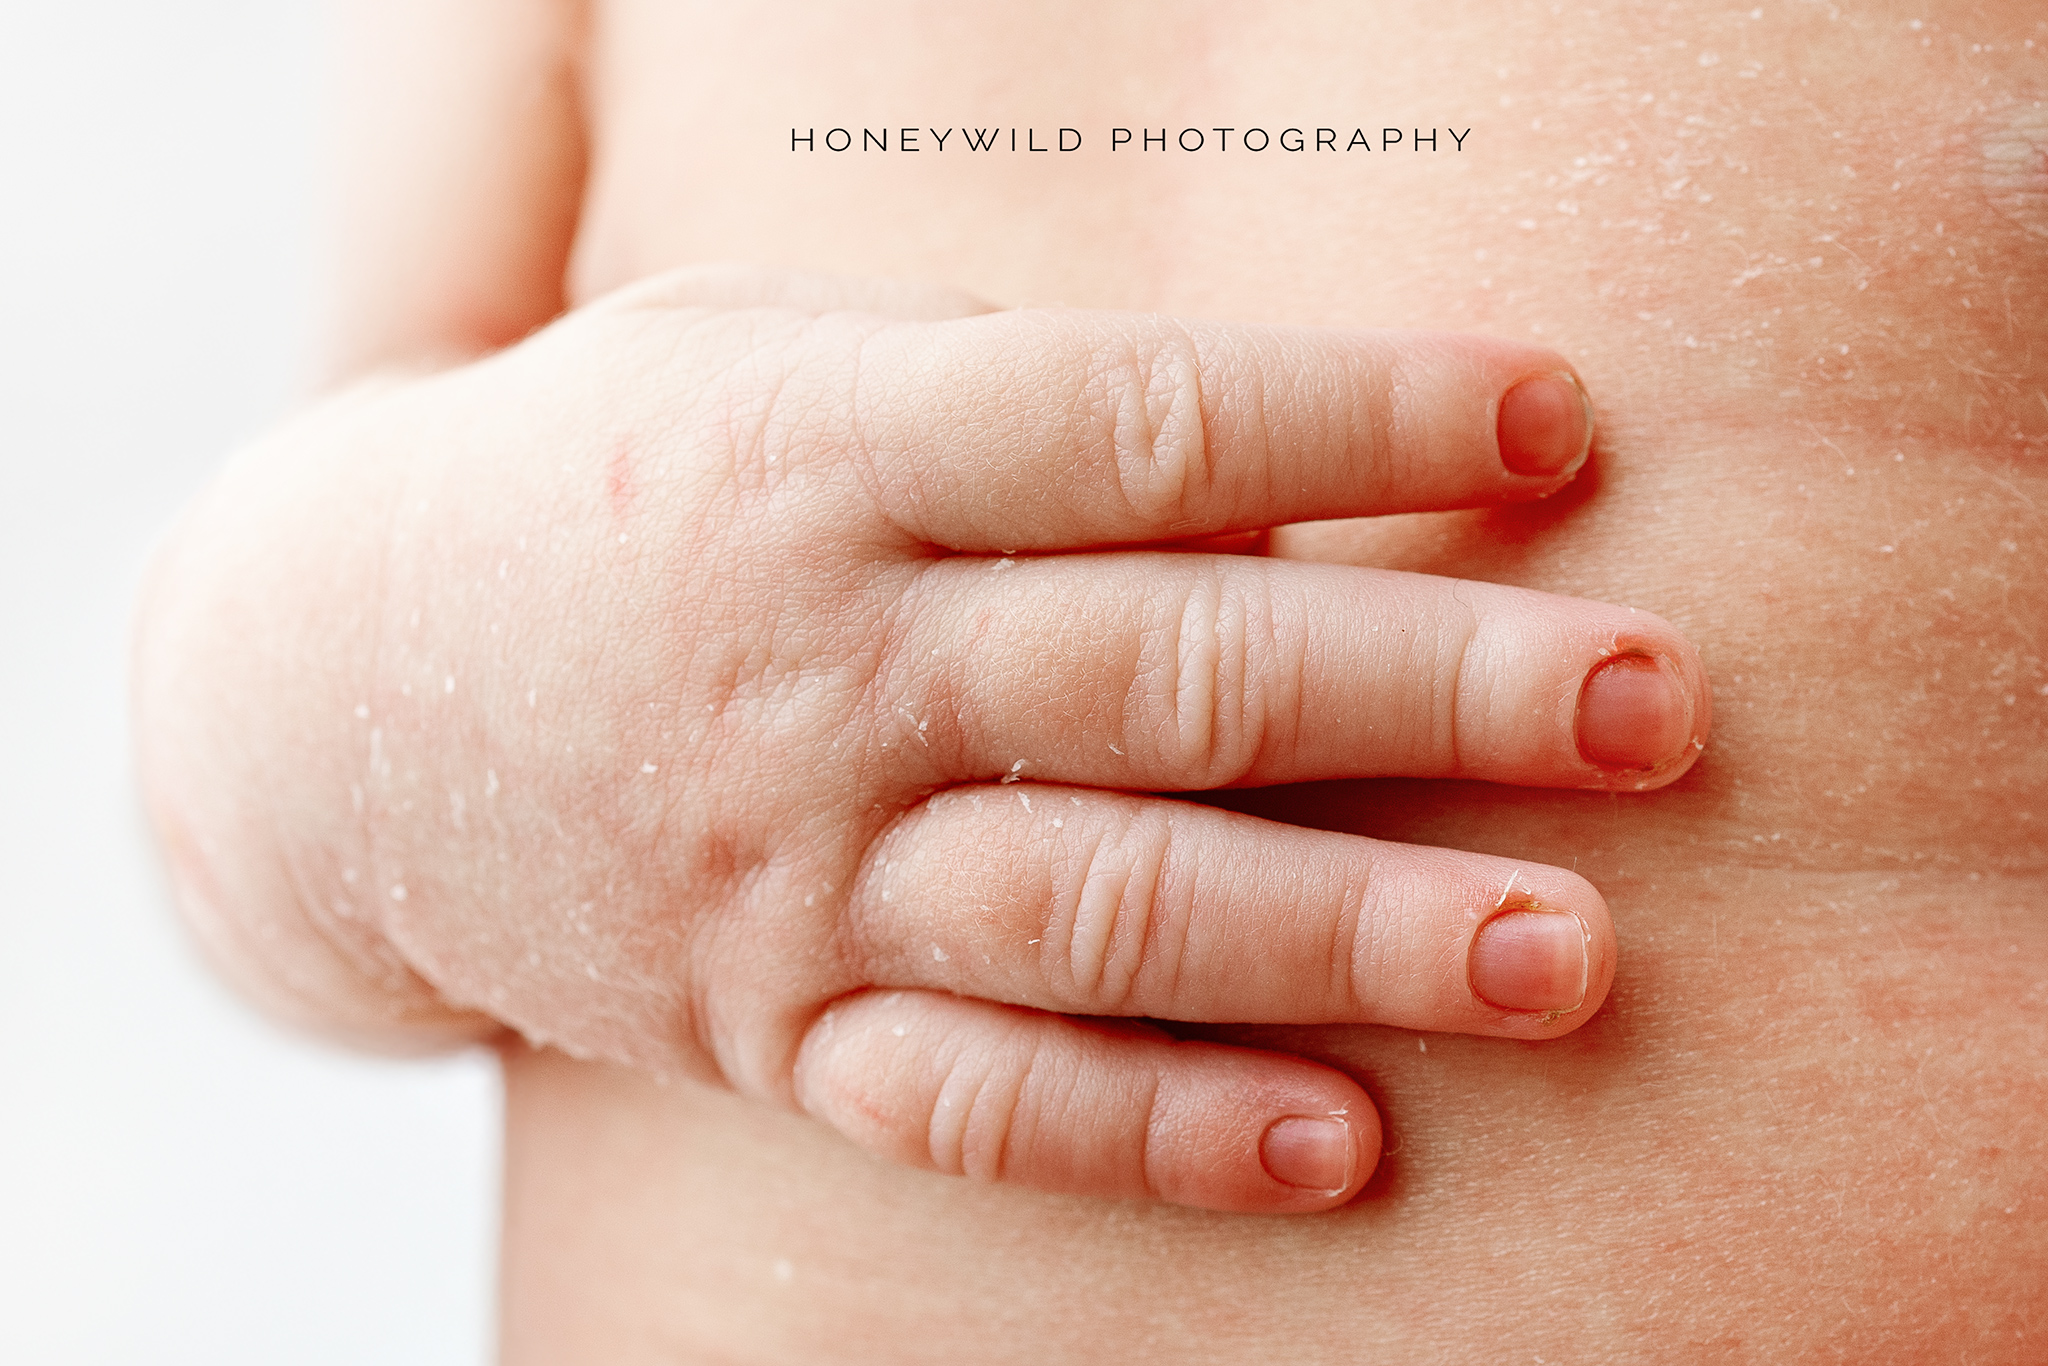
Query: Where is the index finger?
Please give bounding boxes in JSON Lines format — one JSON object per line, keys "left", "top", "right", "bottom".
{"left": 851, "top": 309, "right": 1594, "bottom": 551}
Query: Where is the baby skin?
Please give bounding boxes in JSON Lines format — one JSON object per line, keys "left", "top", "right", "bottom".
{"left": 136, "top": 257, "right": 1709, "bottom": 1214}
{"left": 139, "top": 1, "right": 2048, "bottom": 1356}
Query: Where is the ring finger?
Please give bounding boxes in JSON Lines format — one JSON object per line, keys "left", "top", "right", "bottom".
{"left": 846, "top": 784, "right": 1613, "bottom": 1035}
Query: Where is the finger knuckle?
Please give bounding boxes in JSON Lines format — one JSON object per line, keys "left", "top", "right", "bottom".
{"left": 618, "top": 307, "right": 887, "bottom": 521}
{"left": 1089, "top": 326, "right": 1213, "bottom": 526}
{"left": 716, "top": 319, "right": 867, "bottom": 496}
{"left": 1134, "top": 1069, "right": 1169, "bottom": 1202}
{"left": 1435, "top": 598, "right": 1487, "bottom": 775}
{"left": 1129, "top": 574, "right": 1272, "bottom": 785}
{"left": 1051, "top": 807, "right": 1183, "bottom": 1012}
{"left": 1336, "top": 865, "right": 1399, "bottom": 1016}
{"left": 1359, "top": 352, "right": 1415, "bottom": 491}
{"left": 934, "top": 1028, "right": 1036, "bottom": 1183}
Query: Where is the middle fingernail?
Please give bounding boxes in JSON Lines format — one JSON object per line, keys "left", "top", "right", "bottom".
{"left": 1469, "top": 910, "right": 1589, "bottom": 1013}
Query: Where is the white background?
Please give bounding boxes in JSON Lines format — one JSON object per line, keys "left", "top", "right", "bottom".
{"left": 0, "top": 4, "right": 499, "bottom": 1362}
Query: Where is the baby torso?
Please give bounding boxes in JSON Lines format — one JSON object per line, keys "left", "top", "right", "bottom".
{"left": 502, "top": 3, "right": 2048, "bottom": 1359}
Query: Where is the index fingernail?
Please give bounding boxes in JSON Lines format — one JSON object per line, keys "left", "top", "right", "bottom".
{"left": 1498, "top": 372, "right": 1594, "bottom": 477}
{"left": 1469, "top": 910, "right": 1589, "bottom": 1013}
{"left": 1576, "top": 652, "right": 1691, "bottom": 771}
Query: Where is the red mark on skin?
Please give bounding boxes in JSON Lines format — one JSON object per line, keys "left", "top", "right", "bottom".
{"left": 607, "top": 444, "right": 636, "bottom": 521}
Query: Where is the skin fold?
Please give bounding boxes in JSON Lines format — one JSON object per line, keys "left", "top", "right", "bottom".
{"left": 137, "top": 0, "right": 2045, "bottom": 1360}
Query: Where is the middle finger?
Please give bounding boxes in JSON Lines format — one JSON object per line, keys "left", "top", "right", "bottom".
{"left": 893, "top": 551, "right": 1709, "bottom": 793}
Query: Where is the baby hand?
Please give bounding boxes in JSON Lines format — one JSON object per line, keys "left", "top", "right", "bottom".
{"left": 136, "top": 266, "right": 1708, "bottom": 1214}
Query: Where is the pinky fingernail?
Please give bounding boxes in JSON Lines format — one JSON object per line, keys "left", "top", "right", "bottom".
{"left": 1260, "top": 1116, "right": 1354, "bottom": 1192}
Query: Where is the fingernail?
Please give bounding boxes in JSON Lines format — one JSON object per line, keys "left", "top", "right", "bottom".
{"left": 1260, "top": 1116, "right": 1354, "bottom": 1192}
{"left": 1469, "top": 911, "right": 1588, "bottom": 1013}
{"left": 1576, "top": 652, "right": 1691, "bottom": 771}
{"left": 1497, "top": 372, "right": 1594, "bottom": 477}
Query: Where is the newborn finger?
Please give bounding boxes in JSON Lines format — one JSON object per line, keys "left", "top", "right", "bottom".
{"left": 907, "top": 553, "right": 1708, "bottom": 791}
{"left": 854, "top": 310, "right": 1592, "bottom": 552}
{"left": 851, "top": 786, "right": 1610, "bottom": 1034}
{"left": 793, "top": 989, "right": 1378, "bottom": 1214}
